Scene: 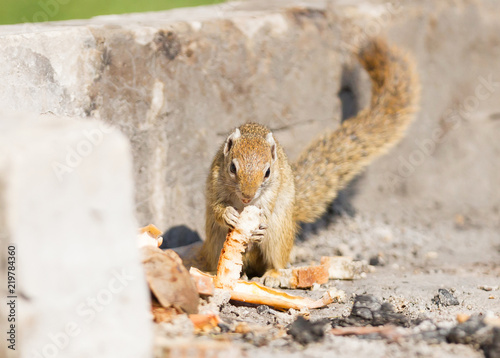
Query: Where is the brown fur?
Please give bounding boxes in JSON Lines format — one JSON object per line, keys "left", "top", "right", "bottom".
{"left": 293, "top": 38, "right": 420, "bottom": 223}
{"left": 201, "top": 123, "right": 296, "bottom": 277}
{"left": 199, "top": 38, "right": 420, "bottom": 276}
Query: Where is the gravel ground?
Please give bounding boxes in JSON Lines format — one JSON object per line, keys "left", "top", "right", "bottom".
{"left": 155, "top": 209, "right": 499, "bottom": 357}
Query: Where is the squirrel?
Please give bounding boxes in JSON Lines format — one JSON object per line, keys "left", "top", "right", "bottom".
{"left": 198, "top": 38, "right": 420, "bottom": 278}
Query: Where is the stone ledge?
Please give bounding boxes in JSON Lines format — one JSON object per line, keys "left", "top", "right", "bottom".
{"left": 0, "top": 111, "right": 152, "bottom": 358}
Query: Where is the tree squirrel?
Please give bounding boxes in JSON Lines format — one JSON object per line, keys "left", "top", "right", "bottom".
{"left": 199, "top": 38, "right": 420, "bottom": 277}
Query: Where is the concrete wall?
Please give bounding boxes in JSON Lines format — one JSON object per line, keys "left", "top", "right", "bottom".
{"left": 0, "top": 112, "right": 152, "bottom": 357}
{"left": 1, "top": 0, "right": 499, "bottom": 241}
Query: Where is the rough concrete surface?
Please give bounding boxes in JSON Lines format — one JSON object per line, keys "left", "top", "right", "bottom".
{"left": 0, "top": 111, "right": 152, "bottom": 357}
{"left": 1, "top": 0, "right": 499, "bottom": 234}
{"left": 0, "top": 0, "right": 499, "bottom": 357}
{"left": 1, "top": 0, "right": 498, "bottom": 237}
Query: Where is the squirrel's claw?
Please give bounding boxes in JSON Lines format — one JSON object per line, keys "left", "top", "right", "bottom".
{"left": 250, "top": 229, "right": 265, "bottom": 242}
{"left": 223, "top": 206, "right": 240, "bottom": 228}
{"left": 262, "top": 275, "right": 281, "bottom": 288}
{"left": 250, "top": 223, "right": 267, "bottom": 242}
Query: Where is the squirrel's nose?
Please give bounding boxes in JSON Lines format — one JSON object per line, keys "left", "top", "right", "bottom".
{"left": 241, "top": 193, "right": 254, "bottom": 204}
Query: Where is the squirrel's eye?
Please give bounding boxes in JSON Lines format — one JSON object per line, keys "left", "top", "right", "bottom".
{"left": 230, "top": 162, "right": 237, "bottom": 174}
{"left": 265, "top": 168, "right": 271, "bottom": 178}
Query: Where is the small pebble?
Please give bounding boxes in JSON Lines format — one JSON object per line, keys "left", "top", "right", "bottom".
{"left": 432, "top": 289, "right": 459, "bottom": 307}
{"left": 373, "top": 227, "right": 393, "bottom": 242}
{"left": 454, "top": 214, "right": 466, "bottom": 229}
{"left": 369, "top": 254, "right": 385, "bottom": 266}
{"left": 257, "top": 305, "right": 270, "bottom": 314}
{"left": 288, "top": 316, "right": 327, "bottom": 345}
{"left": 310, "top": 283, "right": 321, "bottom": 291}
{"left": 456, "top": 314, "right": 470, "bottom": 323}
{"left": 425, "top": 251, "right": 438, "bottom": 259}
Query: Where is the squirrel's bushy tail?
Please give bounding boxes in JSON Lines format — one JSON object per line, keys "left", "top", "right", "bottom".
{"left": 293, "top": 38, "right": 420, "bottom": 223}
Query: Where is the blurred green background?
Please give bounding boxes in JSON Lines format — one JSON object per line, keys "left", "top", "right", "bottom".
{"left": 1, "top": 0, "right": 224, "bottom": 25}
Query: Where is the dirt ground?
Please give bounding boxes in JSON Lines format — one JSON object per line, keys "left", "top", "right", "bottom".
{"left": 155, "top": 205, "right": 500, "bottom": 357}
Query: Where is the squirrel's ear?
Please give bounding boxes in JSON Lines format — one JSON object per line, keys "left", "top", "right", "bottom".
{"left": 266, "top": 132, "right": 277, "bottom": 162}
{"left": 224, "top": 128, "right": 241, "bottom": 157}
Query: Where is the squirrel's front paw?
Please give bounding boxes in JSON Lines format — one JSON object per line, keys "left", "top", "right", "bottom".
{"left": 223, "top": 206, "right": 240, "bottom": 228}
{"left": 250, "top": 223, "right": 267, "bottom": 243}
{"left": 262, "top": 269, "right": 283, "bottom": 288}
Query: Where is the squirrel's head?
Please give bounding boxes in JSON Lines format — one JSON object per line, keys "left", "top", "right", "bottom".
{"left": 223, "top": 126, "right": 277, "bottom": 205}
